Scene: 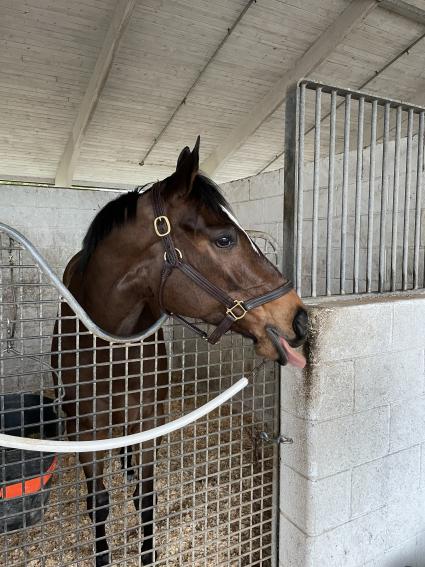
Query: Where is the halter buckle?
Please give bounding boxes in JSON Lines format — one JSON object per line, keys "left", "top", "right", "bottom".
{"left": 226, "top": 300, "right": 247, "bottom": 321}
{"left": 154, "top": 215, "right": 171, "bottom": 237}
{"left": 164, "top": 248, "right": 182, "bottom": 262}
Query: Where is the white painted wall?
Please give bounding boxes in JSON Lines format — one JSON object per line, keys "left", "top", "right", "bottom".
{"left": 221, "top": 169, "right": 283, "bottom": 243}
{"left": 221, "top": 169, "right": 285, "bottom": 273}
{"left": 279, "top": 292, "right": 425, "bottom": 567}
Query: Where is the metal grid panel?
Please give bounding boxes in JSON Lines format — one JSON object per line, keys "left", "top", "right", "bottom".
{"left": 294, "top": 79, "right": 425, "bottom": 298}
{"left": 0, "top": 226, "right": 279, "bottom": 566}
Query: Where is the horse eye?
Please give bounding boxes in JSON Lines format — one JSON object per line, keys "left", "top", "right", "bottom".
{"left": 215, "top": 235, "right": 234, "bottom": 248}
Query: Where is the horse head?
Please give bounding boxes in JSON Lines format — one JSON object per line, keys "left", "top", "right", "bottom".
{"left": 146, "top": 137, "right": 307, "bottom": 367}
{"left": 78, "top": 137, "right": 308, "bottom": 367}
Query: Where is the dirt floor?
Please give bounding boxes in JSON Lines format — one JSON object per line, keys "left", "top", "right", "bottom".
{"left": 1, "top": 402, "right": 275, "bottom": 567}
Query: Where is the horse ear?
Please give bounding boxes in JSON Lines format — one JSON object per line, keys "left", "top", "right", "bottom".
{"left": 177, "top": 146, "right": 191, "bottom": 167}
{"left": 170, "top": 136, "right": 200, "bottom": 197}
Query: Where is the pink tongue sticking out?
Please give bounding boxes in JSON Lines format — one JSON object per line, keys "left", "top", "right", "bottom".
{"left": 279, "top": 336, "right": 306, "bottom": 369}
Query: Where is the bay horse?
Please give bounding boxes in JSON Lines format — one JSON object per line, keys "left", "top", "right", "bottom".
{"left": 51, "top": 137, "right": 308, "bottom": 566}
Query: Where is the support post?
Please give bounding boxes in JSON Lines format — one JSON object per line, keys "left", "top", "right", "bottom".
{"left": 55, "top": 0, "right": 136, "bottom": 187}
{"left": 282, "top": 83, "right": 299, "bottom": 287}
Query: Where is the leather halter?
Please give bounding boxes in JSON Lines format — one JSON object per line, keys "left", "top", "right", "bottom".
{"left": 151, "top": 184, "right": 293, "bottom": 344}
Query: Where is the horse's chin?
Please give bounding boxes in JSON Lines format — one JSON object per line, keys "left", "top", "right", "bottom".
{"left": 238, "top": 329, "right": 257, "bottom": 341}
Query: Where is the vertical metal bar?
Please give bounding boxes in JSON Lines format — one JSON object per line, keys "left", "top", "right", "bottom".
{"left": 57, "top": 300, "right": 64, "bottom": 567}
{"left": 123, "top": 341, "right": 129, "bottom": 562}
{"left": 340, "top": 93, "right": 351, "bottom": 294}
{"left": 414, "top": 111, "right": 424, "bottom": 288}
{"left": 326, "top": 90, "right": 337, "bottom": 296}
{"left": 367, "top": 100, "right": 378, "bottom": 292}
{"left": 379, "top": 102, "right": 390, "bottom": 292}
{"left": 284, "top": 82, "right": 302, "bottom": 294}
{"left": 272, "top": 361, "right": 279, "bottom": 567}
{"left": 391, "top": 106, "right": 402, "bottom": 291}
{"left": 403, "top": 109, "right": 414, "bottom": 290}
{"left": 311, "top": 87, "right": 322, "bottom": 297}
{"left": 354, "top": 96, "right": 364, "bottom": 293}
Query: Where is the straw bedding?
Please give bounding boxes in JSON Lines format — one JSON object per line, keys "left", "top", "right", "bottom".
{"left": 1, "top": 402, "right": 274, "bottom": 567}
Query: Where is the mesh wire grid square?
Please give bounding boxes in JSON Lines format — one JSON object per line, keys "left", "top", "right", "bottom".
{"left": 0, "top": 228, "right": 280, "bottom": 567}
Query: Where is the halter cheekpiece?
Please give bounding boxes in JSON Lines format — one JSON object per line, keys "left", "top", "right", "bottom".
{"left": 151, "top": 184, "right": 293, "bottom": 344}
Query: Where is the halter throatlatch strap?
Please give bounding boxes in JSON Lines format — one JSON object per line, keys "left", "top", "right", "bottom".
{"left": 151, "top": 184, "right": 293, "bottom": 344}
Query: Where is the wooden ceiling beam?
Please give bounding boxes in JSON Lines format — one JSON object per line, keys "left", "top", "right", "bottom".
{"left": 380, "top": 0, "right": 425, "bottom": 26}
{"left": 259, "top": 25, "right": 425, "bottom": 174}
{"left": 55, "top": 0, "right": 136, "bottom": 187}
{"left": 200, "top": 0, "right": 378, "bottom": 177}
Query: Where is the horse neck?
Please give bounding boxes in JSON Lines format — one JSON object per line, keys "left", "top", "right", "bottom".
{"left": 71, "top": 221, "right": 161, "bottom": 336}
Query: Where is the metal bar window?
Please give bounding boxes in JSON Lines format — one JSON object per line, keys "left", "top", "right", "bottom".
{"left": 293, "top": 79, "right": 425, "bottom": 298}
{"left": 311, "top": 87, "right": 322, "bottom": 297}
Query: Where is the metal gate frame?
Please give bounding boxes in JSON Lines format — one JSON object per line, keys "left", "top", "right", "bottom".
{"left": 0, "top": 221, "right": 281, "bottom": 566}
{"left": 284, "top": 79, "right": 425, "bottom": 300}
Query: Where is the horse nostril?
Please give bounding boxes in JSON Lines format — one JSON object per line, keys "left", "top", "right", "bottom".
{"left": 293, "top": 308, "right": 308, "bottom": 340}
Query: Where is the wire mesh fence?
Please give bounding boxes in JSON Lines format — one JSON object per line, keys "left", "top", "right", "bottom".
{"left": 0, "top": 224, "right": 280, "bottom": 566}
{"left": 292, "top": 80, "right": 425, "bottom": 298}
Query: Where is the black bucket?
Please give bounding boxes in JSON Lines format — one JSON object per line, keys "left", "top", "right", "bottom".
{"left": 0, "top": 393, "right": 60, "bottom": 533}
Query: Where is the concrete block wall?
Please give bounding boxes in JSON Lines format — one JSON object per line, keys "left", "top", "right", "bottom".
{"left": 221, "top": 169, "right": 284, "bottom": 251}
{"left": 0, "top": 184, "right": 122, "bottom": 275}
{"left": 220, "top": 145, "right": 425, "bottom": 566}
{"left": 280, "top": 292, "right": 425, "bottom": 567}
{"left": 0, "top": 184, "right": 122, "bottom": 393}
{"left": 221, "top": 170, "right": 425, "bottom": 565}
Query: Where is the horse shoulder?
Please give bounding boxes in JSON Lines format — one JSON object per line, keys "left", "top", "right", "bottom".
{"left": 63, "top": 251, "right": 83, "bottom": 293}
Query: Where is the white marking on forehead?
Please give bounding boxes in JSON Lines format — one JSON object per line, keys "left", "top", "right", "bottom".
{"left": 219, "top": 204, "right": 260, "bottom": 255}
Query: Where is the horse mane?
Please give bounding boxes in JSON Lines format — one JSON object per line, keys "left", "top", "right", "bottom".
{"left": 78, "top": 174, "right": 231, "bottom": 272}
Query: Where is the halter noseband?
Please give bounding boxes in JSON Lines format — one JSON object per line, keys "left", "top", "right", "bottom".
{"left": 151, "top": 184, "right": 293, "bottom": 344}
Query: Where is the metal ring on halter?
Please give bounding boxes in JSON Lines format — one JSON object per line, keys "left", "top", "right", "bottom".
{"left": 164, "top": 248, "right": 182, "bottom": 262}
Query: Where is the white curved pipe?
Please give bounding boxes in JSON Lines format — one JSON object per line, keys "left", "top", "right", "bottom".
{"left": 0, "top": 222, "right": 168, "bottom": 343}
{"left": 0, "top": 378, "right": 248, "bottom": 453}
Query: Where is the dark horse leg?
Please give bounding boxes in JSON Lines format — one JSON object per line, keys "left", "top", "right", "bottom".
{"left": 120, "top": 446, "right": 135, "bottom": 481}
{"left": 125, "top": 318, "right": 167, "bottom": 565}
{"left": 80, "top": 451, "right": 111, "bottom": 567}
{"left": 130, "top": 439, "right": 158, "bottom": 566}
